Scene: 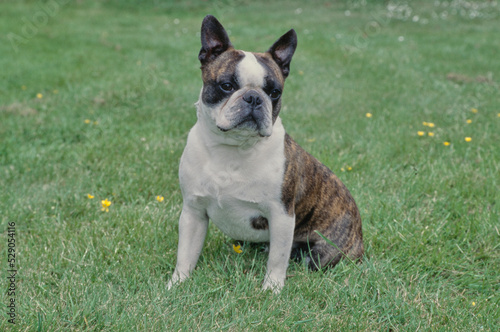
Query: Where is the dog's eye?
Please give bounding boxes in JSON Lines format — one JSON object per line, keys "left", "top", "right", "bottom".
{"left": 220, "top": 83, "right": 234, "bottom": 92}
{"left": 269, "top": 89, "right": 281, "bottom": 100}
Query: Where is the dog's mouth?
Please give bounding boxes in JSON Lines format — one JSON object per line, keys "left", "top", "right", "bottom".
{"left": 217, "top": 117, "right": 269, "bottom": 137}
{"left": 217, "top": 111, "right": 273, "bottom": 137}
{"left": 215, "top": 100, "right": 274, "bottom": 138}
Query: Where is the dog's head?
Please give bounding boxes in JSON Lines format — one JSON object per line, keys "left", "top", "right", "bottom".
{"left": 196, "top": 15, "right": 297, "bottom": 139}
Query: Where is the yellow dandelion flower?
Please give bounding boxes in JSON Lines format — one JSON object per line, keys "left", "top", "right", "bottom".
{"left": 465, "top": 137, "right": 472, "bottom": 142}
{"left": 422, "top": 121, "right": 428, "bottom": 126}
{"left": 428, "top": 122, "right": 435, "bottom": 128}
{"left": 93, "top": 121, "right": 99, "bottom": 125}
{"left": 497, "top": 113, "right": 500, "bottom": 117}
{"left": 366, "top": 113, "right": 373, "bottom": 118}
{"left": 443, "top": 141, "right": 450, "bottom": 146}
{"left": 306, "top": 138, "right": 316, "bottom": 143}
{"left": 472, "top": 302, "right": 476, "bottom": 306}
{"left": 87, "top": 194, "right": 95, "bottom": 199}
{"left": 232, "top": 244, "right": 243, "bottom": 254}
{"left": 101, "top": 198, "right": 112, "bottom": 212}
{"left": 471, "top": 108, "right": 478, "bottom": 113}
{"left": 84, "top": 119, "right": 91, "bottom": 124}
{"left": 36, "top": 93, "right": 43, "bottom": 99}
{"left": 466, "top": 119, "right": 472, "bottom": 124}
{"left": 298, "top": 70, "right": 304, "bottom": 75}
{"left": 340, "top": 167, "right": 345, "bottom": 172}
{"left": 347, "top": 166, "right": 353, "bottom": 171}
{"left": 156, "top": 195, "right": 164, "bottom": 202}
{"left": 428, "top": 132, "right": 434, "bottom": 137}
{"left": 417, "top": 131, "right": 425, "bottom": 136}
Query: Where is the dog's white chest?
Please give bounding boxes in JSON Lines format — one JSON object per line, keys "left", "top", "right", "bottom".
{"left": 179, "top": 121, "right": 287, "bottom": 242}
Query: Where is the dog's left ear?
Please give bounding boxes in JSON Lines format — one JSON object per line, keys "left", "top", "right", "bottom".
{"left": 267, "top": 29, "right": 297, "bottom": 78}
{"left": 199, "top": 15, "right": 233, "bottom": 66}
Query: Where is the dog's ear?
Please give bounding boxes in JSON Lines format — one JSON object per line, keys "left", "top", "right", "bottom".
{"left": 199, "top": 15, "right": 233, "bottom": 65}
{"left": 267, "top": 29, "right": 297, "bottom": 78}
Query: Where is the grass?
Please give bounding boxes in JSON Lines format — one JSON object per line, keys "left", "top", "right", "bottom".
{"left": 1, "top": 0, "right": 499, "bottom": 330}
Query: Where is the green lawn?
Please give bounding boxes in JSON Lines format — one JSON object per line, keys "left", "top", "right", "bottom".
{"left": 1, "top": 0, "right": 499, "bottom": 330}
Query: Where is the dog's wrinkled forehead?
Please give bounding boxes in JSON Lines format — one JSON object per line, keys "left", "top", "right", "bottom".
{"left": 201, "top": 49, "right": 285, "bottom": 87}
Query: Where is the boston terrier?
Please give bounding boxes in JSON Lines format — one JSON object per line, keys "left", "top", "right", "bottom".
{"left": 168, "top": 15, "right": 364, "bottom": 293}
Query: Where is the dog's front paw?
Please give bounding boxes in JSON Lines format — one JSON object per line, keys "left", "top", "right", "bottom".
{"left": 262, "top": 278, "right": 284, "bottom": 294}
{"left": 167, "top": 270, "right": 185, "bottom": 290}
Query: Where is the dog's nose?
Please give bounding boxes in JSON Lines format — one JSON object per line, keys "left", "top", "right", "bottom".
{"left": 243, "top": 90, "right": 262, "bottom": 106}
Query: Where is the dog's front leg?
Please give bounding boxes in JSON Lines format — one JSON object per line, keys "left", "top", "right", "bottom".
{"left": 262, "top": 210, "right": 295, "bottom": 293}
{"left": 167, "top": 207, "right": 209, "bottom": 289}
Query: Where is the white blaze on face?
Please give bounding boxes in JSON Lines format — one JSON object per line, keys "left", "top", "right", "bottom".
{"left": 237, "top": 52, "right": 266, "bottom": 87}
{"left": 214, "top": 51, "right": 274, "bottom": 138}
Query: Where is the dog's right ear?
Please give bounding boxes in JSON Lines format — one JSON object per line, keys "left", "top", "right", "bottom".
{"left": 199, "top": 15, "right": 233, "bottom": 65}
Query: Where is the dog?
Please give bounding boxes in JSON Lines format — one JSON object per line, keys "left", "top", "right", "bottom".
{"left": 167, "top": 15, "right": 363, "bottom": 293}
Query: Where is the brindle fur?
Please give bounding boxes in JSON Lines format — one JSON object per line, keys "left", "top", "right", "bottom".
{"left": 282, "top": 134, "right": 364, "bottom": 270}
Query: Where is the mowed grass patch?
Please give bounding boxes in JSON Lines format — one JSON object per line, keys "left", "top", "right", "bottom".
{"left": 0, "top": 0, "right": 498, "bottom": 330}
